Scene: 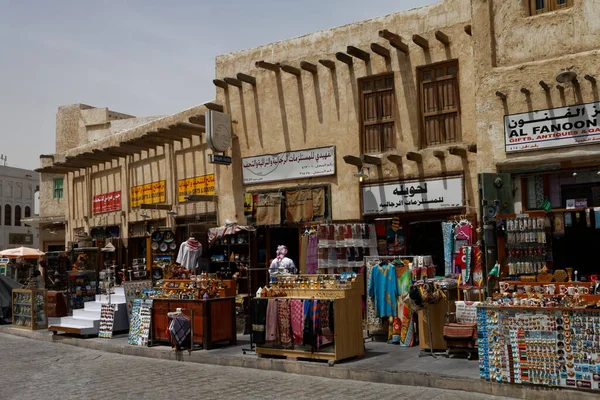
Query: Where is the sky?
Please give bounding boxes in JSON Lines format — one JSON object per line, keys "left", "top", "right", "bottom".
{"left": 0, "top": 0, "right": 437, "bottom": 171}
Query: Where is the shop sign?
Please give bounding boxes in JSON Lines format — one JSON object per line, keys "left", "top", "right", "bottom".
{"left": 177, "top": 174, "right": 215, "bottom": 202}
{"left": 208, "top": 154, "right": 232, "bottom": 165}
{"left": 242, "top": 146, "right": 335, "bottom": 185}
{"left": 0, "top": 258, "right": 8, "bottom": 276}
{"left": 92, "top": 191, "right": 121, "bottom": 214}
{"left": 505, "top": 101, "right": 600, "bottom": 153}
{"left": 130, "top": 180, "right": 166, "bottom": 208}
{"left": 566, "top": 198, "right": 588, "bottom": 209}
{"left": 362, "top": 176, "right": 463, "bottom": 215}
{"left": 206, "top": 110, "right": 232, "bottom": 152}
{"left": 8, "top": 233, "right": 34, "bottom": 245}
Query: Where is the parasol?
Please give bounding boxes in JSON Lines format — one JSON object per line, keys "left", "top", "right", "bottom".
{"left": 0, "top": 247, "right": 45, "bottom": 259}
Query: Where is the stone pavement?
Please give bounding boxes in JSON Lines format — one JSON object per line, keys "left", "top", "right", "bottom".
{"left": 0, "top": 326, "right": 596, "bottom": 400}
{"left": 0, "top": 333, "right": 512, "bottom": 400}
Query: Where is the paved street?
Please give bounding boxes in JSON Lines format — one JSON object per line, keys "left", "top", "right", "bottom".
{"left": 0, "top": 333, "right": 514, "bottom": 400}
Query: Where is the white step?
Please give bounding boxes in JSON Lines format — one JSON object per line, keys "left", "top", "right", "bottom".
{"left": 95, "top": 294, "right": 126, "bottom": 303}
{"left": 73, "top": 309, "right": 100, "bottom": 320}
{"left": 84, "top": 301, "right": 102, "bottom": 311}
{"left": 50, "top": 316, "right": 97, "bottom": 329}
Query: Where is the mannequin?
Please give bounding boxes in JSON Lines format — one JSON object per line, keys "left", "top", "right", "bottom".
{"left": 176, "top": 236, "right": 202, "bottom": 273}
{"left": 269, "top": 245, "right": 297, "bottom": 276}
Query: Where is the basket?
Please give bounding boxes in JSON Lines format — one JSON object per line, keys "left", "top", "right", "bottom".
{"left": 521, "top": 275, "right": 537, "bottom": 282}
{"left": 537, "top": 272, "right": 554, "bottom": 283}
{"left": 554, "top": 270, "right": 567, "bottom": 282}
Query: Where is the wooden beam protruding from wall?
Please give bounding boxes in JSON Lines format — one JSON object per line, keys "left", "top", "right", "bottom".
{"left": 343, "top": 155, "right": 362, "bottom": 168}
{"left": 448, "top": 146, "right": 467, "bottom": 157}
{"left": 361, "top": 154, "right": 382, "bottom": 166}
{"left": 495, "top": 91, "right": 507, "bottom": 100}
{"left": 433, "top": 150, "right": 445, "bottom": 159}
{"left": 406, "top": 152, "right": 422, "bottom": 162}
{"left": 213, "top": 79, "right": 228, "bottom": 89}
{"left": 370, "top": 43, "right": 390, "bottom": 59}
{"left": 464, "top": 25, "right": 472, "bottom": 36}
{"left": 224, "top": 77, "right": 242, "bottom": 88}
{"left": 236, "top": 73, "right": 256, "bottom": 86}
{"left": 335, "top": 52, "right": 353, "bottom": 66}
{"left": 189, "top": 115, "right": 206, "bottom": 125}
{"left": 255, "top": 60, "right": 280, "bottom": 72}
{"left": 387, "top": 154, "right": 403, "bottom": 165}
{"left": 467, "top": 144, "right": 478, "bottom": 154}
{"left": 300, "top": 61, "right": 318, "bottom": 74}
{"left": 318, "top": 59, "right": 336, "bottom": 69}
{"left": 346, "top": 46, "right": 370, "bottom": 62}
{"left": 378, "top": 30, "right": 409, "bottom": 53}
{"left": 412, "top": 34, "right": 429, "bottom": 50}
{"left": 434, "top": 30, "right": 450, "bottom": 45}
{"left": 204, "top": 102, "right": 224, "bottom": 112}
{"left": 539, "top": 81, "right": 550, "bottom": 91}
{"left": 280, "top": 64, "right": 301, "bottom": 77}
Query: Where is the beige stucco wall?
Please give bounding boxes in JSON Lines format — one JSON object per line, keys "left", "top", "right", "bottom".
{"left": 215, "top": 0, "right": 477, "bottom": 222}
{"left": 473, "top": 0, "right": 600, "bottom": 174}
{"left": 39, "top": 173, "right": 64, "bottom": 218}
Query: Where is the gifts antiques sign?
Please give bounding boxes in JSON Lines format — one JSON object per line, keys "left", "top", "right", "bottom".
{"left": 505, "top": 101, "right": 600, "bottom": 153}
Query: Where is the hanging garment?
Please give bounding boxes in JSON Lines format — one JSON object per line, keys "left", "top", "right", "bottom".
{"left": 319, "top": 300, "right": 333, "bottom": 348}
{"left": 312, "top": 299, "right": 322, "bottom": 350}
{"left": 290, "top": 299, "right": 304, "bottom": 346}
{"left": 368, "top": 263, "right": 399, "bottom": 318}
{"left": 299, "top": 234, "right": 308, "bottom": 274}
{"left": 265, "top": 299, "right": 279, "bottom": 345}
{"left": 441, "top": 222, "right": 454, "bottom": 276}
{"left": 396, "top": 264, "right": 414, "bottom": 347}
{"left": 285, "top": 189, "right": 314, "bottom": 223}
{"left": 306, "top": 234, "right": 319, "bottom": 274}
{"left": 252, "top": 298, "right": 268, "bottom": 345}
{"left": 365, "top": 259, "right": 383, "bottom": 332}
{"left": 176, "top": 239, "right": 202, "bottom": 271}
{"left": 168, "top": 315, "right": 191, "bottom": 350}
{"left": 277, "top": 300, "right": 293, "bottom": 349}
{"left": 303, "top": 299, "right": 315, "bottom": 348}
{"left": 256, "top": 193, "right": 282, "bottom": 225}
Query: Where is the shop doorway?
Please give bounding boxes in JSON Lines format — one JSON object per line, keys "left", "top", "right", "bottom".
{"left": 407, "top": 220, "right": 444, "bottom": 275}
{"left": 268, "top": 227, "right": 300, "bottom": 269}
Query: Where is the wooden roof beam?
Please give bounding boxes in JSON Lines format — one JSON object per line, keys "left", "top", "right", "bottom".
{"left": 406, "top": 152, "right": 422, "bottom": 162}
{"left": 300, "top": 61, "right": 318, "bottom": 74}
{"left": 213, "top": 79, "right": 228, "bottom": 89}
{"left": 318, "top": 59, "right": 336, "bottom": 70}
{"left": 280, "top": 64, "right": 301, "bottom": 77}
{"left": 434, "top": 30, "right": 450, "bottom": 45}
{"left": 335, "top": 52, "right": 353, "bottom": 66}
{"left": 224, "top": 77, "right": 242, "bottom": 88}
{"left": 236, "top": 72, "right": 256, "bottom": 85}
{"left": 346, "top": 46, "right": 370, "bottom": 62}
{"left": 412, "top": 34, "right": 429, "bottom": 50}
{"left": 204, "top": 102, "right": 224, "bottom": 112}
{"left": 433, "top": 150, "right": 445, "bottom": 159}
{"left": 378, "top": 30, "right": 409, "bottom": 53}
{"left": 387, "top": 154, "right": 403, "bottom": 165}
{"left": 255, "top": 60, "right": 280, "bottom": 72}
{"left": 176, "top": 122, "right": 204, "bottom": 132}
{"left": 448, "top": 146, "right": 467, "bottom": 157}
{"left": 188, "top": 115, "right": 205, "bottom": 125}
{"left": 370, "top": 43, "right": 390, "bottom": 59}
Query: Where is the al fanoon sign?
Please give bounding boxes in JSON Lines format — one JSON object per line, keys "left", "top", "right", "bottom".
{"left": 362, "top": 176, "right": 464, "bottom": 215}
{"left": 505, "top": 101, "right": 600, "bottom": 153}
{"left": 93, "top": 191, "right": 121, "bottom": 214}
{"left": 130, "top": 181, "right": 166, "bottom": 208}
{"left": 242, "top": 146, "right": 335, "bottom": 185}
{"left": 178, "top": 174, "right": 215, "bottom": 202}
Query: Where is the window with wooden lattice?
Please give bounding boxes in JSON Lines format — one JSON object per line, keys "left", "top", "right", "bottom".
{"left": 530, "top": 0, "right": 573, "bottom": 16}
{"left": 418, "top": 60, "right": 461, "bottom": 148}
{"left": 360, "top": 74, "right": 396, "bottom": 154}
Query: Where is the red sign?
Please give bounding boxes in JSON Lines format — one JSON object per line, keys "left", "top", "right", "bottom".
{"left": 93, "top": 191, "right": 121, "bottom": 214}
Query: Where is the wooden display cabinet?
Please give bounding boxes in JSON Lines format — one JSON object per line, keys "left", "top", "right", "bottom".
{"left": 154, "top": 279, "right": 236, "bottom": 299}
{"left": 255, "top": 274, "right": 365, "bottom": 365}
{"left": 12, "top": 289, "right": 48, "bottom": 330}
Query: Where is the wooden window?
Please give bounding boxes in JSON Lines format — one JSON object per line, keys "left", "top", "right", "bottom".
{"left": 418, "top": 61, "right": 461, "bottom": 148}
{"left": 360, "top": 74, "right": 396, "bottom": 154}
{"left": 529, "top": 0, "right": 573, "bottom": 15}
{"left": 53, "top": 177, "right": 64, "bottom": 199}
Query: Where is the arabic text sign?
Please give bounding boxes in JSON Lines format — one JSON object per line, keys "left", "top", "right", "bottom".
{"left": 362, "top": 176, "right": 464, "bottom": 215}
{"left": 178, "top": 173, "right": 216, "bottom": 202}
{"left": 505, "top": 101, "right": 600, "bottom": 153}
{"left": 130, "top": 180, "right": 166, "bottom": 208}
{"left": 242, "top": 146, "right": 335, "bottom": 185}
{"left": 92, "top": 191, "right": 121, "bottom": 214}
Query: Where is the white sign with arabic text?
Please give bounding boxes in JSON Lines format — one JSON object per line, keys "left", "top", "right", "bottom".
{"left": 505, "top": 101, "right": 600, "bottom": 153}
{"left": 362, "top": 176, "right": 464, "bottom": 215}
{"left": 242, "top": 146, "right": 335, "bottom": 185}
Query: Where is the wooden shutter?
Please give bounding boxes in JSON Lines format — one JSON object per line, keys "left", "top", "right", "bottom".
{"left": 361, "top": 75, "right": 396, "bottom": 153}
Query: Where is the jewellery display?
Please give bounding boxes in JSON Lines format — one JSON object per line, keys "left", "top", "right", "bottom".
{"left": 478, "top": 306, "right": 600, "bottom": 391}
{"left": 12, "top": 289, "right": 47, "bottom": 330}
{"left": 505, "top": 216, "right": 550, "bottom": 276}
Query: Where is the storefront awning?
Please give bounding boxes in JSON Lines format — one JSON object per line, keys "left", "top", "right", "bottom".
{"left": 208, "top": 224, "right": 256, "bottom": 246}
{"left": 497, "top": 147, "right": 600, "bottom": 173}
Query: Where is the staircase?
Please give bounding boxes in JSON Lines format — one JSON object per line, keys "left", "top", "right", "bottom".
{"left": 48, "top": 286, "right": 129, "bottom": 336}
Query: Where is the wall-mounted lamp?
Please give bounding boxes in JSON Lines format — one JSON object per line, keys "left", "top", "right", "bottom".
{"left": 167, "top": 209, "right": 178, "bottom": 216}
{"left": 556, "top": 70, "right": 577, "bottom": 84}
{"left": 354, "top": 167, "right": 369, "bottom": 183}
{"left": 140, "top": 211, "right": 150, "bottom": 219}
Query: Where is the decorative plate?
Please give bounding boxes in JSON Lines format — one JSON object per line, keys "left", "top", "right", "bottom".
{"left": 163, "top": 231, "right": 175, "bottom": 243}
{"left": 160, "top": 242, "right": 168, "bottom": 252}
{"left": 151, "top": 231, "right": 164, "bottom": 243}
{"left": 169, "top": 242, "right": 177, "bottom": 250}
{"left": 151, "top": 242, "right": 159, "bottom": 250}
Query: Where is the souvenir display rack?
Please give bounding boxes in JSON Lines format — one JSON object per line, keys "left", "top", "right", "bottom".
{"left": 12, "top": 289, "right": 48, "bottom": 330}
{"left": 478, "top": 305, "right": 600, "bottom": 391}
{"left": 254, "top": 273, "right": 365, "bottom": 365}
{"left": 152, "top": 278, "right": 236, "bottom": 299}
{"left": 209, "top": 231, "right": 252, "bottom": 294}
{"left": 67, "top": 270, "right": 97, "bottom": 310}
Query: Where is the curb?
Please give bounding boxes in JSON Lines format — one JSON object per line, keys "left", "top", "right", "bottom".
{"left": 1, "top": 326, "right": 596, "bottom": 400}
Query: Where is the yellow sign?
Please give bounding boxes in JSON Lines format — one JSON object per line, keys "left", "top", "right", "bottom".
{"left": 130, "top": 180, "right": 166, "bottom": 208}
{"left": 178, "top": 174, "right": 215, "bottom": 202}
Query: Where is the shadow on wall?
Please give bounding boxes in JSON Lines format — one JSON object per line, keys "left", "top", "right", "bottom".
{"left": 311, "top": 72, "right": 324, "bottom": 124}
{"left": 252, "top": 85, "right": 264, "bottom": 149}
{"left": 275, "top": 72, "right": 291, "bottom": 151}
{"left": 237, "top": 86, "right": 250, "bottom": 150}
{"left": 396, "top": 50, "right": 419, "bottom": 145}
{"left": 295, "top": 76, "right": 307, "bottom": 144}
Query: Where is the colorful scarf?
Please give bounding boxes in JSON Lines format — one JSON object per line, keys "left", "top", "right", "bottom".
{"left": 312, "top": 300, "right": 321, "bottom": 350}
{"left": 319, "top": 300, "right": 333, "bottom": 348}
{"left": 396, "top": 264, "right": 415, "bottom": 347}
{"left": 290, "top": 299, "right": 304, "bottom": 346}
{"left": 303, "top": 299, "right": 314, "bottom": 348}
{"left": 441, "top": 222, "right": 454, "bottom": 276}
{"left": 277, "top": 300, "right": 292, "bottom": 349}
{"left": 265, "top": 299, "right": 279, "bottom": 345}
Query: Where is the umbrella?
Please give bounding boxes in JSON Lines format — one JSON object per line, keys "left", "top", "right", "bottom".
{"left": 0, "top": 247, "right": 45, "bottom": 259}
